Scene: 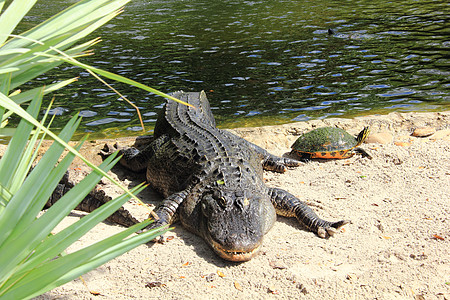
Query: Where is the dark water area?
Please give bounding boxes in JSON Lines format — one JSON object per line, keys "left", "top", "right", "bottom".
{"left": 23, "top": 0, "right": 449, "bottom": 138}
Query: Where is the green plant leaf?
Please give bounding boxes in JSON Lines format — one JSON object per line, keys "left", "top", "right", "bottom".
{"left": 0, "top": 128, "right": 16, "bottom": 136}
{"left": 0, "top": 0, "right": 176, "bottom": 298}
{"left": 9, "top": 77, "right": 78, "bottom": 106}
{"left": 1, "top": 221, "right": 166, "bottom": 299}
{"left": 0, "top": 33, "right": 71, "bottom": 69}
{"left": 0, "top": 73, "right": 11, "bottom": 123}
{"left": 16, "top": 183, "right": 146, "bottom": 275}
{"left": 7, "top": 98, "right": 55, "bottom": 195}
{"left": 0, "top": 113, "right": 80, "bottom": 247}
{"left": 0, "top": 88, "right": 43, "bottom": 187}
{"left": 0, "top": 0, "right": 38, "bottom": 45}
{"left": 0, "top": 151, "right": 118, "bottom": 285}
{"left": 0, "top": 90, "right": 141, "bottom": 212}
{"left": 0, "top": 183, "right": 12, "bottom": 208}
{"left": 1, "top": 0, "right": 130, "bottom": 50}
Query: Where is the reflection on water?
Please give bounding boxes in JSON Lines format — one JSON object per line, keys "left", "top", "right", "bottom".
{"left": 24, "top": 0, "right": 449, "bottom": 137}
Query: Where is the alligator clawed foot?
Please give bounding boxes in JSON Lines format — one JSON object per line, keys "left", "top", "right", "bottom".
{"left": 264, "top": 157, "right": 303, "bottom": 173}
{"left": 138, "top": 221, "right": 171, "bottom": 244}
{"left": 317, "top": 220, "right": 350, "bottom": 238}
{"left": 283, "top": 157, "right": 302, "bottom": 168}
{"left": 99, "top": 143, "right": 122, "bottom": 158}
{"left": 138, "top": 229, "right": 166, "bottom": 244}
{"left": 141, "top": 233, "right": 166, "bottom": 244}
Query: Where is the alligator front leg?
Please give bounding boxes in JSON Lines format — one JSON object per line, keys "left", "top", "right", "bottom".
{"left": 148, "top": 190, "right": 189, "bottom": 228}
{"left": 268, "top": 188, "right": 349, "bottom": 238}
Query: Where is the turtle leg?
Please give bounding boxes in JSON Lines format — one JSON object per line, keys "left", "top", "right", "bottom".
{"left": 339, "top": 151, "right": 354, "bottom": 159}
{"left": 354, "top": 147, "right": 372, "bottom": 159}
{"left": 268, "top": 187, "right": 349, "bottom": 238}
{"left": 289, "top": 150, "right": 316, "bottom": 163}
{"left": 299, "top": 152, "right": 314, "bottom": 162}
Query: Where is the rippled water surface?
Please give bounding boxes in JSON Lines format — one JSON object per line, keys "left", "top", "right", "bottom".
{"left": 25, "top": 0, "right": 449, "bottom": 137}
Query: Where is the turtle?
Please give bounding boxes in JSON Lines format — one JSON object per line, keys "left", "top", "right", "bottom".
{"left": 290, "top": 126, "right": 371, "bottom": 159}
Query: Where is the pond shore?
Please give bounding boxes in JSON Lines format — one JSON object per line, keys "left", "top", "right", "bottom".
{"left": 33, "top": 110, "right": 449, "bottom": 300}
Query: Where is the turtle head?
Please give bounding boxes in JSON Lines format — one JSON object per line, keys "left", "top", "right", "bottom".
{"left": 356, "top": 126, "right": 370, "bottom": 146}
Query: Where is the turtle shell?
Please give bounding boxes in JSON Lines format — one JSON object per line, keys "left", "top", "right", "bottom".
{"left": 291, "top": 127, "right": 369, "bottom": 159}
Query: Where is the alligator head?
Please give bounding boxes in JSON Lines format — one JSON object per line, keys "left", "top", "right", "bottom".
{"left": 180, "top": 176, "right": 276, "bottom": 262}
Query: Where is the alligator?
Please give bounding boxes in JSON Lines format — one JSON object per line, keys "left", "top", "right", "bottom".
{"left": 101, "top": 91, "right": 348, "bottom": 262}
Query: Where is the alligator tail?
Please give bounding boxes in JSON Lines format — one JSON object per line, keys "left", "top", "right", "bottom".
{"left": 45, "top": 171, "right": 139, "bottom": 227}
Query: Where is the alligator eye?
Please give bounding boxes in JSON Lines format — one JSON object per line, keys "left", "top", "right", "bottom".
{"left": 201, "top": 202, "right": 207, "bottom": 212}
{"left": 219, "top": 196, "right": 228, "bottom": 208}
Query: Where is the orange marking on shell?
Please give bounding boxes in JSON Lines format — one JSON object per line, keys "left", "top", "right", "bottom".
{"left": 312, "top": 150, "right": 352, "bottom": 159}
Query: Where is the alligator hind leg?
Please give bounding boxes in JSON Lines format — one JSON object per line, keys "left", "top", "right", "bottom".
{"left": 262, "top": 154, "right": 301, "bottom": 173}
{"left": 268, "top": 187, "right": 349, "bottom": 238}
{"left": 101, "top": 135, "right": 170, "bottom": 172}
{"left": 245, "top": 141, "right": 301, "bottom": 173}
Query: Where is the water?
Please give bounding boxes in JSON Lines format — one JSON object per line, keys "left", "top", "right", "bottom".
{"left": 23, "top": 0, "right": 449, "bottom": 138}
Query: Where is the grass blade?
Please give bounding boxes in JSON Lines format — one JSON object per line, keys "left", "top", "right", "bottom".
{"left": 9, "top": 77, "right": 78, "bottom": 105}
{"left": 0, "top": 153, "right": 119, "bottom": 285}
{"left": 18, "top": 183, "right": 146, "bottom": 273}
{"left": 0, "top": 88, "right": 42, "bottom": 186}
{"left": 0, "top": 0, "right": 38, "bottom": 45}
{"left": 0, "top": 113, "right": 80, "bottom": 247}
{"left": 0, "top": 221, "right": 165, "bottom": 299}
{"left": 0, "top": 86, "right": 144, "bottom": 214}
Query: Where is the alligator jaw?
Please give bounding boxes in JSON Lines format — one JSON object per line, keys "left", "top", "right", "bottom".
{"left": 210, "top": 239, "right": 261, "bottom": 262}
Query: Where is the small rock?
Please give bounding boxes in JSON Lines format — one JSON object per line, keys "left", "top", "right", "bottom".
{"left": 394, "top": 141, "right": 411, "bottom": 147}
{"left": 346, "top": 273, "right": 357, "bottom": 281}
{"left": 205, "top": 273, "right": 216, "bottom": 282}
{"left": 145, "top": 281, "right": 164, "bottom": 288}
{"left": 412, "top": 127, "right": 436, "bottom": 137}
{"left": 366, "top": 132, "right": 393, "bottom": 144}
{"left": 392, "top": 158, "right": 403, "bottom": 165}
{"left": 296, "top": 283, "right": 308, "bottom": 294}
{"left": 268, "top": 285, "right": 281, "bottom": 294}
{"left": 375, "top": 222, "right": 385, "bottom": 232}
{"left": 269, "top": 260, "right": 287, "bottom": 269}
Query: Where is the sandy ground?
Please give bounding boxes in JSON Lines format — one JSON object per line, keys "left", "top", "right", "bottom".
{"left": 30, "top": 111, "right": 449, "bottom": 300}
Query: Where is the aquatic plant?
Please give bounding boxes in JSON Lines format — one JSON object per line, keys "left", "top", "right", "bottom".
{"left": 0, "top": 0, "right": 176, "bottom": 298}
